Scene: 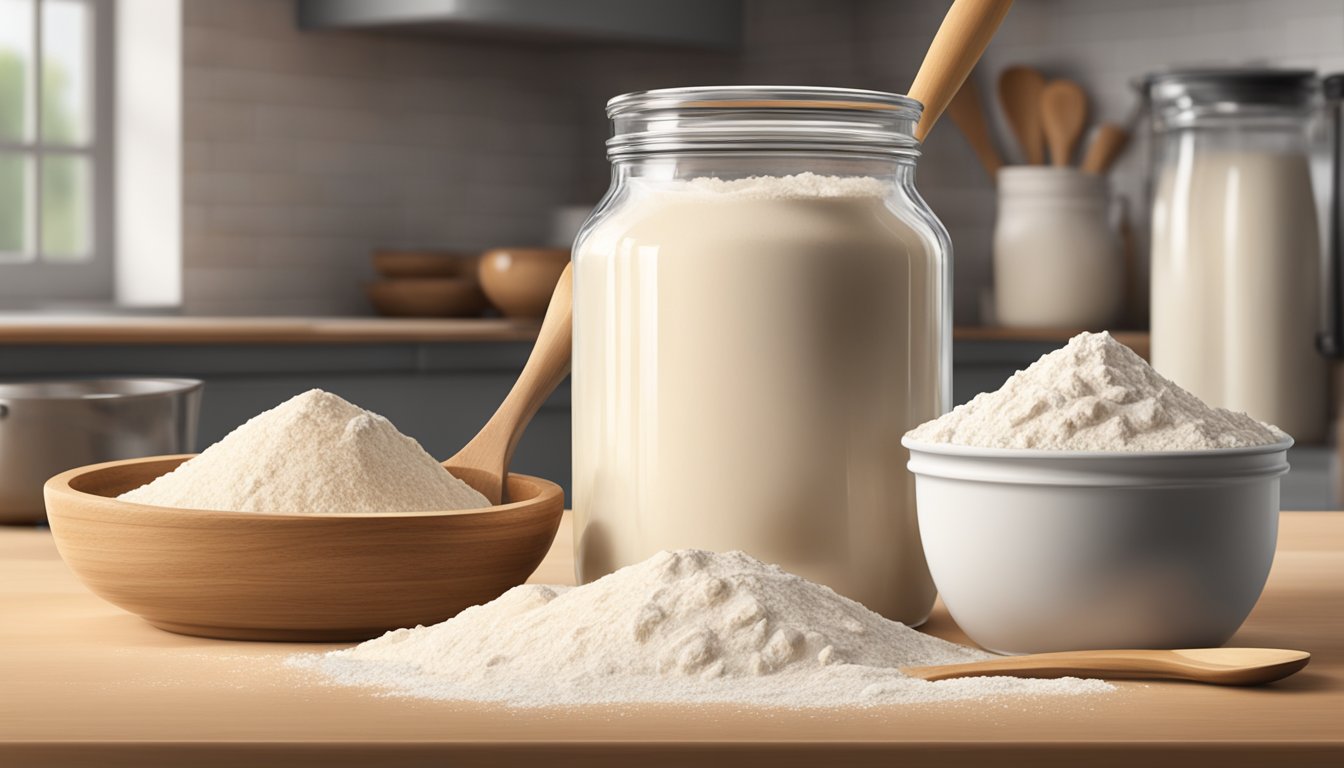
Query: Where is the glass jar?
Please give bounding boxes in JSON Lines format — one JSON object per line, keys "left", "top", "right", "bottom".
{"left": 571, "top": 86, "right": 951, "bottom": 624}
{"left": 1147, "top": 70, "right": 1326, "bottom": 442}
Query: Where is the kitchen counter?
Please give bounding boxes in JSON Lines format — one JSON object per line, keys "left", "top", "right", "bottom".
{"left": 1, "top": 512, "right": 1340, "bottom": 767}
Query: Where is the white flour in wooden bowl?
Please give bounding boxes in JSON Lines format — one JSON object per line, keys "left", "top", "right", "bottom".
{"left": 120, "top": 389, "right": 487, "bottom": 514}
{"left": 289, "top": 549, "right": 1113, "bottom": 707}
{"left": 906, "top": 331, "right": 1288, "bottom": 451}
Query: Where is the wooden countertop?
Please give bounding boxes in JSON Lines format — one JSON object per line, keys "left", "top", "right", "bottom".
{"left": 2, "top": 511, "right": 1337, "bottom": 767}
{"left": 0, "top": 317, "right": 1148, "bottom": 350}
{"left": 0, "top": 316, "right": 541, "bottom": 344}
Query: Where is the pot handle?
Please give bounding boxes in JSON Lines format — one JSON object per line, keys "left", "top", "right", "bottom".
{"left": 1319, "top": 74, "right": 1344, "bottom": 358}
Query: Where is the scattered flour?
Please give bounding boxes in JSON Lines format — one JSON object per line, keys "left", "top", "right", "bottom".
{"left": 119, "top": 389, "right": 487, "bottom": 514}
{"left": 906, "top": 331, "right": 1289, "bottom": 451}
{"left": 289, "top": 549, "right": 1113, "bottom": 708}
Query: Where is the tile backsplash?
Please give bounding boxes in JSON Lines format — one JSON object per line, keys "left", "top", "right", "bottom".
{"left": 181, "top": 0, "right": 1344, "bottom": 319}
{"left": 181, "top": 0, "right": 580, "bottom": 315}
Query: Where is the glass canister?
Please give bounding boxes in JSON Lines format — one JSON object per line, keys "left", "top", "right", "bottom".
{"left": 571, "top": 86, "right": 951, "bottom": 625}
{"left": 1148, "top": 69, "right": 1326, "bottom": 442}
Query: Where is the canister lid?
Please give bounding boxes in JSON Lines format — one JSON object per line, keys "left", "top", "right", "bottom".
{"left": 1144, "top": 68, "right": 1316, "bottom": 112}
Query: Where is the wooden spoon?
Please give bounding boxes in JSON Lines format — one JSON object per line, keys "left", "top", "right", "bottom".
{"left": 445, "top": 262, "right": 572, "bottom": 505}
{"left": 903, "top": 647, "right": 1311, "bottom": 686}
{"left": 998, "top": 65, "right": 1047, "bottom": 164}
{"left": 1081, "top": 122, "right": 1130, "bottom": 174}
{"left": 909, "top": 0, "right": 1014, "bottom": 142}
{"left": 1040, "top": 79, "right": 1088, "bottom": 166}
{"left": 946, "top": 73, "right": 1003, "bottom": 178}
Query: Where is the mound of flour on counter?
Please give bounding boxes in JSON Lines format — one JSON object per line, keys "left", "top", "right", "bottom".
{"left": 119, "top": 389, "right": 487, "bottom": 514}
{"left": 907, "top": 331, "right": 1288, "bottom": 451}
{"left": 289, "top": 549, "right": 1112, "bottom": 707}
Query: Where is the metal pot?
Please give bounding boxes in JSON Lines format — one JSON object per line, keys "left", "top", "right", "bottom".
{"left": 0, "top": 379, "right": 202, "bottom": 524}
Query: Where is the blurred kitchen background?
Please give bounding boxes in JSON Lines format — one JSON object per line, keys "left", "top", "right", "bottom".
{"left": 1, "top": 0, "right": 1342, "bottom": 512}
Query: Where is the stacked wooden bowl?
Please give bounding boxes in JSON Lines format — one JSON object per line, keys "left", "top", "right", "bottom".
{"left": 477, "top": 247, "right": 571, "bottom": 318}
{"left": 366, "top": 250, "right": 487, "bottom": 318}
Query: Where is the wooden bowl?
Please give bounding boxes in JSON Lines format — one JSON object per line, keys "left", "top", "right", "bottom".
{"left": 366, "top": 278, "right": 487, "bottom": 318}
{"left": 43, "top": 456, "right": 564, "bottom": 641}
{"left": 372, "top": 249, "right": 472, "bottom": 279}
{"left": 478, "top": 248, "right": 571, "bottom": 318}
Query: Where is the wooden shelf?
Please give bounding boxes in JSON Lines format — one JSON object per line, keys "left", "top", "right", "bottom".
{"left": 0, "top": 319, "right": 1149, "bottom": 353}
{"left": 0, "top": 317, "right": 541, "bottom": 345}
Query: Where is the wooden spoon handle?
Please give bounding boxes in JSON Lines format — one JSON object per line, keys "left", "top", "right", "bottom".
{"left": 902, "top": 648, "right": 1311, "bottom": 686}
{"left": 947, "top": 74, "right": 1003, "bottom": 178}
{"left": 909, "top": 0, "right": 1014, "bottom": 142}
{"left": 1081, "top": 123, "right": 1130, "bottom": 174}
{"left": 1040, "top": 79, "right": 1088, "bottom": 167}
{"left": 446, "top": 261, "right": 573, "bottom": 504}
{"left": 998, "top": 66, "right": 1047, "bottom": 165}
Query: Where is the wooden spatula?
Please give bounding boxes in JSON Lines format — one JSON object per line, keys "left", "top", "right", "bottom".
{"left": 1040, "top": 78, "right": 1088, "bottom": 166}
{"left": 903, "top": 647, "right": 1310, "bottom": 686}
{"left": 998, "top": 65, "right": 1047, "bottom": 164}
{"left": 1081, "top": 122, "right": 1130, "bottom": 174}
{"left": 445, "top": 262, "right": 572, "bottom": 505}
{"left": 909, "top": 0, "right": 1014, "bottom": 142}
{"left": 947, "top": 73, "right": 1004, "bottom": 178}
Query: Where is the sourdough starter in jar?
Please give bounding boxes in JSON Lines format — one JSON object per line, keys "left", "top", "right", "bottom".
{"left": 573, "top": 173, "right": 945, "bottom": 624}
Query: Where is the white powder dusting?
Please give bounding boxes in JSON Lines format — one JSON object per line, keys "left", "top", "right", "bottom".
{"left": 907, "top": 331, "right": 1289, "bottom": 451}
{"left": 119, "top": 389, "right": 488, "bottom": 514}
{"left": 655, "top": 172, "right": 892, "bottom": 200}
{"left": 290, "top": 549, "right": 1113, "bottom": 708}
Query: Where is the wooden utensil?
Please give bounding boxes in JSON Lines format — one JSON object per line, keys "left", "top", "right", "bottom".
{"left": 947, "top": 73, "right": 1003, "bottom": 177}
{"left": 1040, "top": 79, "right": 1088, "bottom": 166}
{"left": 903, "top": 648, "right": 1311, "bottom": 686}
{"left": 998, "top": 65, "right": 1047, "bottom": 164}
{"left": 909, "top": 0, "right": 1014, "bottom": 142}
{"left": 44, "top": 456, "right": 564, "bottom": 641}
{"left": 1081, "top": 122, "right": 1130, "bottom": 174}
{"left": 447, "top": 261, "right": 572, "bottom": 506}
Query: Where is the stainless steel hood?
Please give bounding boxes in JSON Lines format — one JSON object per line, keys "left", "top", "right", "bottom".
{"left": 296, "top": 0, "right": 742, "bottom": 50}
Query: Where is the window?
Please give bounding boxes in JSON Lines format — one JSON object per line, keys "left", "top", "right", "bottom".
{"left": 0, "top": 0, "right": 112, "bottom": 303}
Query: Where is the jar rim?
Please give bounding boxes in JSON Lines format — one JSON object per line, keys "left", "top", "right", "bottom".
{"left": 606, "top": 86, "right": 923, "bottom": 117}
{"left": 605, "top": 86, "right": 924, "bottom": 160}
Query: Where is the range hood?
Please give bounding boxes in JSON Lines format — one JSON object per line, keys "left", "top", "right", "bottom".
{"left": 296, "top": 0, "right": 742, "bottom": 50}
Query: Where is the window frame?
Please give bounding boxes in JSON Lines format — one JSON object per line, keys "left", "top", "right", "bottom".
{"left": 0, "top": 0, "right": 115, "bottom": 305}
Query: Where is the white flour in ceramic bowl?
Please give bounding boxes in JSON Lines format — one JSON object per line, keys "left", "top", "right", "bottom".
{"left": 906, "top": 331, "right": 1287, "bottom": 451}
{"left": 119, "top": 389, "right": 487, "bottom": 514}
{"left": 289, "top": 548, "right": 1113, "bottom": 708}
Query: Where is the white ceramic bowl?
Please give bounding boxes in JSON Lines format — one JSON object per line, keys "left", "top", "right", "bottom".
{"left": 903, "top": 437, "right": 1292, "bottom": 655}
